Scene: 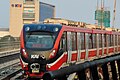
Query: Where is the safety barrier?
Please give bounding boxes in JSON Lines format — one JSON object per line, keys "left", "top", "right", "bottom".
{"left": 43, "top": 54, "right": 120, "bottom": 80}
{"left": 0, "top": 41, "right": 20, "bottom": 52}
{"left": 0, "top": 49, "right": 19, "bottom": 57}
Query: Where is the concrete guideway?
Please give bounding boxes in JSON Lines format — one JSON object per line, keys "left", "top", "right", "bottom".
{"left": 0, "top": 65, "right": 22, "bottom": 80}
{"left": 0, "top": 50, "right": 21, "bottom": 80}
{"left": 0, "top": 53, "right": 19, "bottom": 64}
{"left": 0, "top": 49, "right": 20, "bottom": 57}
{"left": 0, "top": 59, "right": 20, "bottom": 69}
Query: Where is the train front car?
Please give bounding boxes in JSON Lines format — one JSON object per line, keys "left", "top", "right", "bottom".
{"left": 20, "top": 24, "right": 62, "bottom": 78}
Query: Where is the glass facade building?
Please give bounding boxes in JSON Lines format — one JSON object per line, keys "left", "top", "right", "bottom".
{"left": 40, "top": 2, "right": 55, "bottom": 21}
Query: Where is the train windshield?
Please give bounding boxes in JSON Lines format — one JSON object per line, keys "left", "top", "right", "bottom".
{"left": 25, "top": 32, "right": 56, "bottom": 50}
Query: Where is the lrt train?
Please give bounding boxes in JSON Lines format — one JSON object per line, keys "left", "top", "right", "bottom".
{"left": 20, "top": 18, "right": 120, "bottom": 79}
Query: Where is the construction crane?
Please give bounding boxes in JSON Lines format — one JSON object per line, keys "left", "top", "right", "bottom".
{"left": 101, "top": 0, "right": 104, "bottom": 30}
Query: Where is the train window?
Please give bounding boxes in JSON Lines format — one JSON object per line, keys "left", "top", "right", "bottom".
{"left": 67, "top": 32, "right": 72, "bottom": 51}
{"left": 25, "top": 32, "right": 56, "bottom": 50}
{"left": 71, "top": 32, "right": 77, "bottom": 51}
{"left": 115, "top": 35, "right": 117, "bottom": 46}
{"left": 98, "top": 34, "right": 102, "bottom": 48}
{"left": 104, "top": 34, "right": 107, "bottom": 47}
{"left": 108, "top": 35, "right": 110, "bottom": 46}
{"left": 88, "top": 34, "right": 97, "bottom": 49}
{"left": 119, "top": 36, "right": 120, "bottom": 45}
{"left": 88, "top": 34, "right": 93, "bottom": 49}
{"left": 80, "top": 33, "right": 85, "bottom": 50}
{"left": 93, "top": 34, "right": 97, "bottom": 48}
{"left": 110, "top": 35, "right": 114, "bottom": 46}
{"left": 59, "top": 32, "right": 67, "bottom": 51}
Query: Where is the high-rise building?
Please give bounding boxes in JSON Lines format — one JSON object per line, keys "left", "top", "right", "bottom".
{"left": 10, "top": 0, "right": 55, "bottom": 37}
{"left": 40, "top": 2, "right": 55, "bottom": 21}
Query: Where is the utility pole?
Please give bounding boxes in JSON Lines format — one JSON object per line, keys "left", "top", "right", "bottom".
{"left": 112, "top": 0, "right": 116, "bottom": 29}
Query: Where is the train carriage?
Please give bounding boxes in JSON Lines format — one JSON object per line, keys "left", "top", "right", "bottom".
{"left": 20, "top": 18, "right": 120, "bottom": 79}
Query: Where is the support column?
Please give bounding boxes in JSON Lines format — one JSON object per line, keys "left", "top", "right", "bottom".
{"left": 117, "top": 59, "right": 120, "bottom": 79}
{"left": 77, "top": 69, "right": 86, "bottom": 80}
{"left": 90, "top": 65, "right": 99, "bottom": 80}
{"left": 57, "top": 76, "right": 67, "bottom": 80}
{"left": 101, "top": 63, "right": 109, "bottom": 80}
{"left": 110, "top": 61, "right": 118, "bottom": 80}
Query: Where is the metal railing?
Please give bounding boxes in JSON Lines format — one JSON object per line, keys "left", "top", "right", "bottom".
{"left": 43, "top": 54, "right": 120, "bottom": 80}
{"left": 0, "top": 41, "right": 20, "bottom": 52}
{"left": 0, "top": 37, "right": 22, "bottom": 80}
{"left": 0, "top": 63, "right": 22, "bottom": 80}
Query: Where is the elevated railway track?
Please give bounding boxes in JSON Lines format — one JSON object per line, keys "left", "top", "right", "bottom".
{"left": 0, "top": 64, "right": 23, "bottom": 80}
{"left": 0, "top": 44, "right": 120, "bottom": 80}
{"left": 0, "top": 51, "right": 21, "bottom": 80}
{"left": 0, "top": 49, "right": 19, "bottom": 57}
{"left": 0, "top": 50, "right": 20, "bottom": 69}
{"left": 0, "top": 41, "right": 21, "bottom": 80}
{"left": 1, "top": 20, "right": 120, "bottom": 80}
{"left": 1, "top": 53, "right": 120, "bottom": 80}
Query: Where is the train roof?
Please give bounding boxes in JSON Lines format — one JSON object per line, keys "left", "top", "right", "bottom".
{"left": 23, "top": 24, "right": 62, "bottom": 33}
{"left": 44, "top": 18, "right": 120, "bottom": 32}
{"left": 24, "top": 24, "right": 62, "bottom": 29}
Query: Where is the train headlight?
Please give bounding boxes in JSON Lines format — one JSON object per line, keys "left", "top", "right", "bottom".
{"left": 53, "top": 27, "right": 59, "bottom": 32}
{"left": 49, "top": 49, "right": 56, "bottom": 59}
{"left": 25, "top": 27, "right": 30, "bottom": 31}
{"left": 22, "top": 49, "right": 27, "bottom": 55}
{"left": 21, "top": 49, "right": 28, "bottom": 58}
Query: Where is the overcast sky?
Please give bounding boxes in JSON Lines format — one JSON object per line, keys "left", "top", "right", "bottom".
{"left": 0, "top": 0, "right": 120, "bottom": 28}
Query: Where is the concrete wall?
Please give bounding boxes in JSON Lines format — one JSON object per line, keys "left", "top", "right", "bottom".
{"left": 40, "top": 2, "right": 55, "bottom": 21}
{"left": 0, "top": 31, "right": 10, "bottom": 37}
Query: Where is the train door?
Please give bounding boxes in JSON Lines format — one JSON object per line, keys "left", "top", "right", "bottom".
{"left": 77, "top": 33, "right": 81, "bottom": 61}
{"left": 59, "top": 32, "right": 67, "bottom": 51}
{"left": 67, "top": 32, "right": 72, "bottom": 63}
{"left": 85, "top": 33, "right": 89, "bottom": 60}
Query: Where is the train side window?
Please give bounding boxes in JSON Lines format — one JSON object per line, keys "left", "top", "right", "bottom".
{"left": 71, "top": 32, "right": 77, "bottom": 51}
{"left": 104, "top": 34, "right": 107, "bottom": 47}
{"left": 108, "top": 35, "right": 114, "bottom": 46}
{"left": 88, "top": 34, "right": 92, "bottom": 49}
{"left": 119, "top": 36, "right": 120, "bottom": 45}
{"left": 111, "top": 35, "right": 114, "bottom": 46}
{"left": 115, "top": 35, "right": 117, "bottom": 46}
{"left": 59, "top": 32, "right": 67, "bottom": 51}
{"left": 99, "top": 34, "right": 102, "bottom": 48}
{"left": 80, "top": 33, "right": 85, "bottom": 50}
{"left": 93, "top": 34, "right": 97, "bottom": 48}
{"left": 67, "top": 32, "right": 72, "bottom": 51}
{"left": 108, "top": 35, "right": 111, "bottom": 46}
{"left": 88, "top": 34, "right": 97, "bottom": 49}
